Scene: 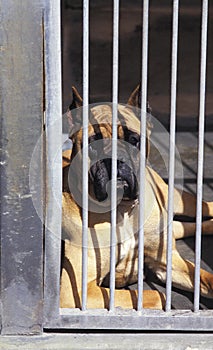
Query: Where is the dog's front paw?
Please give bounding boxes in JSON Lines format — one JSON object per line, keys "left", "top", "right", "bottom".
{"left": 200, "top": 268, "right": 213, "bottom": 298}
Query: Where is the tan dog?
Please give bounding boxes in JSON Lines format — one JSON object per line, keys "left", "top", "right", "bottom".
{"left": 60, "top": 85, "right": 213, "bottom": 310}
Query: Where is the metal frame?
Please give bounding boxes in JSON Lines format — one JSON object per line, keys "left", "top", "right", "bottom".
{"left": 0, "top": 0, "right": 44, "bottom": 335}
{"left": 43, "top": 0, "right": 213, "bottom": 332}
{"left": 44, "top": 308, "right": 213, "bottom": 331}
{"left": 43, "top": 0, "right": 62, "bottom": 324}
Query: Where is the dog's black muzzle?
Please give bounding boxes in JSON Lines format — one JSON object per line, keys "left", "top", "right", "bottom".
{"left": 89, "top": 158, "right": 138, "bottom": 202}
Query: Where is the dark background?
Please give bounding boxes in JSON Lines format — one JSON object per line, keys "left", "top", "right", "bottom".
{"left": 62, "top": 0, "right": 213, "bottom": 129}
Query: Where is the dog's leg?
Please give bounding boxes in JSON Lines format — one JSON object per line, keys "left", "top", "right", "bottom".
{"left": 60, "top": 254, "right": 165, "bottom": 310}
{"left": 148, "top": 239, "right": 213, "bottom": 298}
{"left": 87, "top": 280, "right": 165, "bottom": 310}
{"left": 171, "top": 251, "right": 213, "bottom": 298}
{"left": 147, "top": 167, "right": 213, "bottom": 218}
{"left": 173, "top": 219, "right": 213, "bottom": 239}
{"left": 174, "top": 188, "right": 213, "bottom": 218}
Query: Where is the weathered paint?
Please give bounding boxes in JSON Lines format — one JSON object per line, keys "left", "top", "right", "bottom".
{"left": 0, "top": 0, "right": 44, "bottom": 335}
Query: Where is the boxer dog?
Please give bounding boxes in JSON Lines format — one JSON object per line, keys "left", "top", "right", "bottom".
{"left": 60, "top": 85, "right": 213, "bottom": 309}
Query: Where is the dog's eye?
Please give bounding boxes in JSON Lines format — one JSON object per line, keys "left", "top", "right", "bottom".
{"left": 89, "top": 143, "right": 98, "bottom": 158}
{"left": 88, "top": 133, "right": 103, "bottom": 158}
{"left": 88, "top": 133, "right": 102, "bottom": 143}
{"left": 128, "top": 134, "right": 140, "bottom": 148}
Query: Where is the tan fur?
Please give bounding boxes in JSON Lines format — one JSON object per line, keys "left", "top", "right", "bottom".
{"left": 60, "top": 88, "right": 213, "bottom": 310}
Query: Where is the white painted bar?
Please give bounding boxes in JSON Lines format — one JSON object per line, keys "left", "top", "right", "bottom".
{"left": 109, "top": 0, "right": 119, "bottom": 311}
{"left": 166, "top": 0, "right": 179, "bottom": 312}
{"left": 137, "top": 0, "right": 149, "bottom": 311}
{"left": 81, "top": 0, "right": 89, "bottom": 311}
{"left": 194, "top": 0, "right": 209, "bottom": 312}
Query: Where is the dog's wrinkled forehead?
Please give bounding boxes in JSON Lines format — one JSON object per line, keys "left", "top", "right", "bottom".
{"left": 90, "top": 104, "right": 141, "bottom": 136}
{"left": 67, "top": 84, "right": 151, "bottom": 141}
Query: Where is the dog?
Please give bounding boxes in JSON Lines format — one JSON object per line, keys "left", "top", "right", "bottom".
{"left": 60, "top": 85, "right": 213, "bottom": 310}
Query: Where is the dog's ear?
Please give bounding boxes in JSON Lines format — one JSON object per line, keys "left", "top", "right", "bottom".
{"left": 67, "top": 86, "right": 83, "bottom": 134}
{"left": 128, "top": 84, "right": 153, "bottom": 159}
{"left": 128, "top": 84, "right": 152, "bottom": 115}
{"left": 69, "top": 86, "right": 83, "bottom": 110}
{"left": 127, "top": 84, "right": 141, "bottom": 108}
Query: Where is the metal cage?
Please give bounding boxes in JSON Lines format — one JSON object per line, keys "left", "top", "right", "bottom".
{"left": 44, "top": 0, "right": 213, "bottom": 332}
{"left": 1, "top": 0, "right": 213, "bottom": 340}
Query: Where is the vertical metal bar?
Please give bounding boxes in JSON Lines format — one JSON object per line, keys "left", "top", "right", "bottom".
{"left": 44, "top": 0, "right": 62, "bottom": 322}
{"left": 165, "top": 0, "right": 179, "bottom": 312}
{"left": 81, "top": 0, "right": 89, "bottom": 311}
{"left": 0, "top": 0, "right": 44, "bottom": 334}
{"left": 137, "top": 0, "right": 149, "bottom": 312}
{"left": 194, "top": 0, "right": 208, "bottom": 312}
{"left": 109, "top": 0, "right": 119, "bottom": 311}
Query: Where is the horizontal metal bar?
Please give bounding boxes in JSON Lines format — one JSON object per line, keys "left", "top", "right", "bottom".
{"left": 44, "top": 309, "right": 213, "bottom": 331}
{"left": 194, "top": 0, "right": 209, "bottom": 312}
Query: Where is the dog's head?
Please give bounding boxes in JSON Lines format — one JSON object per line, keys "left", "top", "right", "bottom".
{"left": 66, "top": 85, "right": 152, "bottom": 208}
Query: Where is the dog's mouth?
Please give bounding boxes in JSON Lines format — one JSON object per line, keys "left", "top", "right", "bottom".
{"left": 89, "top": 159, "right": 138, "bottom": 202}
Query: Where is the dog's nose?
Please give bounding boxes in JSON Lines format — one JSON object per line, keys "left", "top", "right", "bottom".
{"left": 117, "top": 177, "right": 124, "bottom": 188}
{"left": 123, "top": 182, "right": 129, "bottom": 192}
{"left": 117, "top": 178, "right": 130, "bottom": 199}
{"left": 117, "top": 178, "right": 127, "bottom": 188}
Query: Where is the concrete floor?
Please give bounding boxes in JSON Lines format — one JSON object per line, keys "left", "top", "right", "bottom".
{"left": 61, "top": 1, "right": 213, "bottom": 311}
{"left": 2, "top": 333, "right": 213, "bottom": 350}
